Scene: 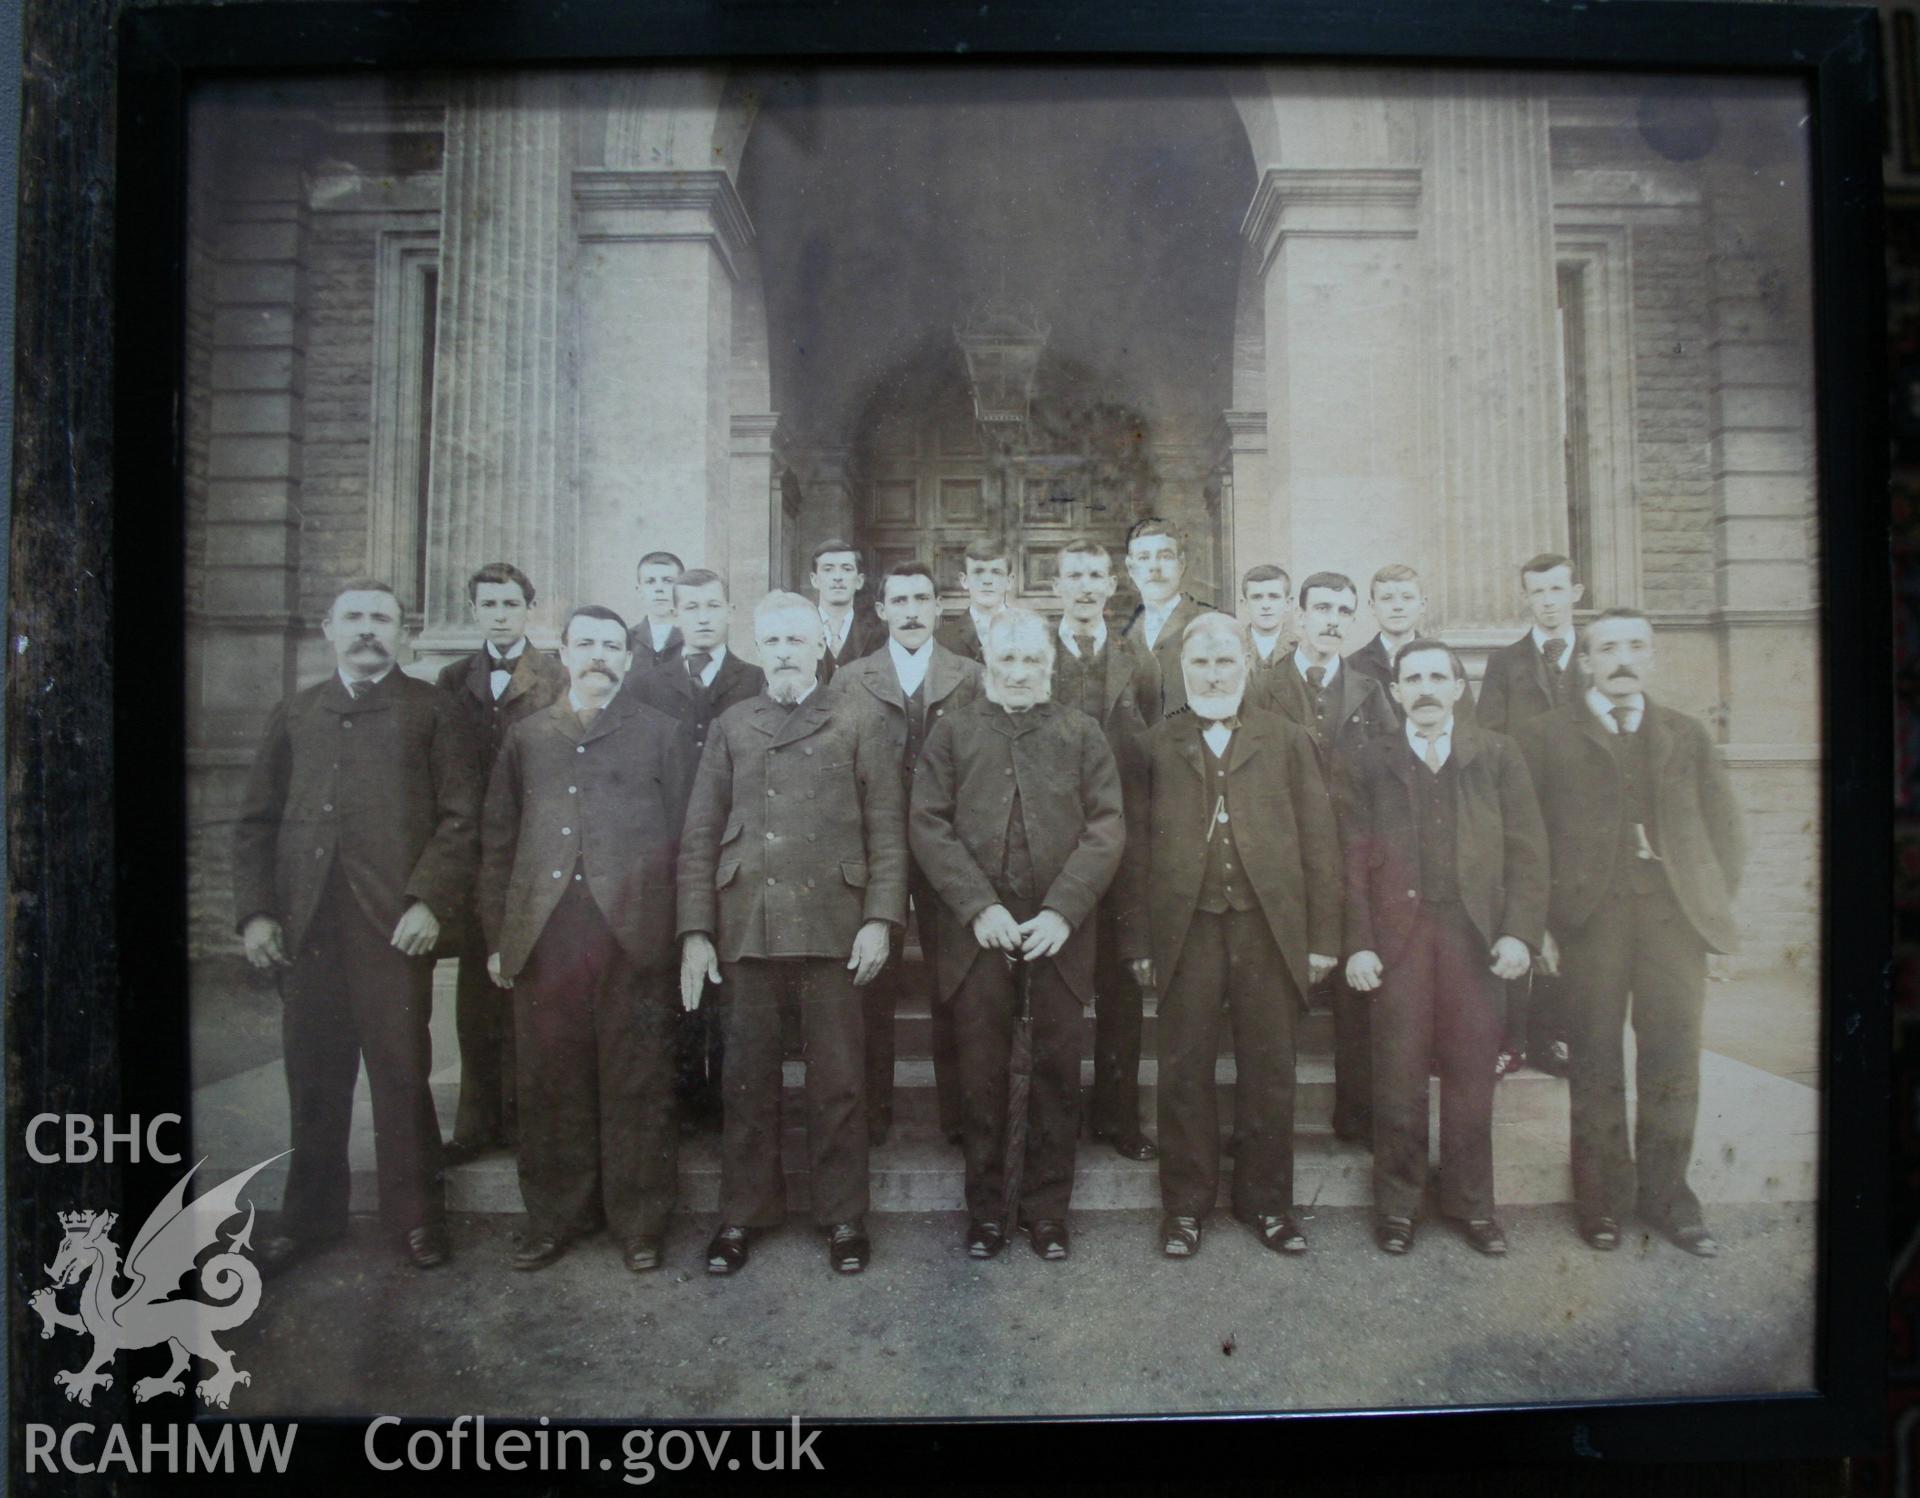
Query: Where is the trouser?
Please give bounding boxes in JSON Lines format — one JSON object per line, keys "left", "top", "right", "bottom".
{"left": 1157, "top": 908, "right": 1299, "bottom": 1218}
{"left": 866, "top": 864, "right": 951, "bottom": 1132}
{"left": 514, "top": 884, "right": 678, "bottom": 1244}
{"left": 1087, "top": 899, "right": 1145, "bottom": 1139}
{"left": 718, "top": 957, "right": 869, "bottom": 1226}
{"left": 674, "top": 999, "right": 724, "bottom": 1123}
{"left": 279, "top": 869, "right": 442, "bottom": 1238}
{"left": 1500, "top": 971, "right": 1565, "bottom": 1060}
{"left": 1326, "top": 972, "right": 1373, "bottom": 1139}
{"left": 950, "top": 931, "right": 1083, "bottom": 1224}
{"left": 1561, "top": 884, "right": 1709, "bottom": 1229}
{"left": 450, "top": 925, "right": 516, "bottom": 1147}
{"left": 1371, "top": 902, "right": 1504, "bottom": 1221}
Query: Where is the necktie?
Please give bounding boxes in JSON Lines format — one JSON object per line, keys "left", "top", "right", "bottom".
{"left": 1543, "top": 637, "right": 1568, "bottom": 703}
{"left": 1074, "top": 632, "right": 1097, "bottom": 660}
{"left": 346, "top": 678, "right": 369, "bottom": 701}
{"left": 686, "top": 650, "right": 713, "bottom": 683}
{"left": 1306, "top": 664, "right": 1327, "bottom": 717}
{"left": 489, "top": 654, "right": 511, "bottom": 699}
{"left": 1418, "top": 730, "right": 1443, "bottom": 773}
{"left": 1610, "top": 704, "right": 1636, "bottom": 735}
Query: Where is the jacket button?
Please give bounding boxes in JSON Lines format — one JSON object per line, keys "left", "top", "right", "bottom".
{"left": 553, "top": 870, "right": 564, "bottom": 880}
{"left": 766, "top": 876, "right": 777, "bottom": 886}
{"left": 341, "top": 720, "right": 353, "bottom": 729}
{"left": 574, "top": 873, "right": 582, "bottom": 881}
{"left": 322, "top": 803, "right": 333, "bottom": 813}
{"left": 1407, "top": 889, "right": 1418, "bottom": 899}
{"left": 1004, "top": 768, "right": 1012, "bottom": 776}
{"left": 577, "top": 745, "right": 586, "bottom": 754}
{"left": 561, "top": 827, "right": 571, "bottom": 836}
{"left": 568, "top": 786, "right": 577, "bottom": 794}
{"left": 767, "top": 788, "right": 776, "bottom": 797}
{"left": 766, "top": 831, "right": 776, "bottom": 841}
{"left": 314, "top": 848, "right": 325, "bottom": 858}
{"left": 804, "top": 746, "right": 814, "bottom": 756}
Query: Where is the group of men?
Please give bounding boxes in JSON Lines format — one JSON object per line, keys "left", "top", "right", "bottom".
{"left": 232, "top": 517, "right": 1746, "bottom": 1280}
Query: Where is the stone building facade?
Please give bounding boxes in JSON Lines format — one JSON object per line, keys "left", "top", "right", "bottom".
{"left": 184, "top": 66, "right": 1820, "bottom": 968}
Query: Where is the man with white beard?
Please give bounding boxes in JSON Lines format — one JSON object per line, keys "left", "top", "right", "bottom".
{"left": 1122, "top": 614, "right": 1342, "bottom": 1259}
{"left": 675, "top": 592, "right": 908, "bottom": 1276}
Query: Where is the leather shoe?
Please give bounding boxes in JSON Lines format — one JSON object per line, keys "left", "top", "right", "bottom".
{"left": 827, "top": 1220, "right": 870, "bottom": 1274}
{"left": 1580, "top": 1214, "right": 1621, "bottom": 1251}
{"left": 255, "top": 1231, "right": 340, "bottom": 1276}
{"left": 1669, "top": 1223, "right": 1721, "bottom": 1258}
{"left": 1455, "top": 1216, "right": 1509, "bottom": 1256}
{"left": 622, "top": 1238, "right": 663, "bottom": 1273}
{"left": 1493, "top": 1049, "right": 1523, "bottom": 1081}
{"left": 405, "top": 1224, "right": 451, "bottom": 1269}
{"left": 512, "top": 1233, "right": 567, "bottom": 1272}
{"left": 1241, "top": 1210, "right": 1307, "bottom": 1254}
{"left": 1161, "top": 1213, "right": 1203, "bottom": 1258}
{"left": 1103, "top": 1130, "right": 1158, "bottom": 1162}
{"left": 1025, "top": 1219, "right": 1070, "bottom": 1261}
{"left": 965, "top": 1219, "right": 1007, "bottom": 1259}
{"left": 1376, "top": 1215, "right": 1415, "bottom": 1254}
{"left": 706, "top": 1225, "right": 752, "bottom": 1275}
{"left": 1332, "top": 1118, "right": 1374, "bottom": 1151}
{"left": 1536, "top": 1040, "right": 1571, "bottom": 1078}
{"left": 440, "top": 1137, "right": 489, "bottom": 1169}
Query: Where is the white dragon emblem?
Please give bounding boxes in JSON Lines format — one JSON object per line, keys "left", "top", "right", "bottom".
{"left": 28, "top": 1154, "right": 286, "bottom": 1409}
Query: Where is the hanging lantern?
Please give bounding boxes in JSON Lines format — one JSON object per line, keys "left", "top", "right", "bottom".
{"left": 954, "top": 293, "right": 1051, "bottom": 434}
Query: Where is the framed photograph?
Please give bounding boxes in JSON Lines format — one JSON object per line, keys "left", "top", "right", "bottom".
{"left": 10, "top": 0, "right": 1884, "bottom": 1484}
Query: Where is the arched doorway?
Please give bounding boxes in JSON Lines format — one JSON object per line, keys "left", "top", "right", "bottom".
{"left": 736, "top": 65, "right": 1257, "bottom": 616}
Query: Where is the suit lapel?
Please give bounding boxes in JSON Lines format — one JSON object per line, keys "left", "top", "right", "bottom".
{"left": 1641, "top": 699, "right": 1677, "bottom": 782}
{"left": 861, "top": 653, "right": 907, "bottom": 711}
{"left": 1174, "top": 714, "right": 1207, "bottom": 782}
{"left": 463, "top": 651, "right": 493, "bottom": 704}
{"left": 926, "top": 645, "right": 966, "bottom": 707}
{"left": 1225, "top": 714, "right": 1267, "bottom": 775}
{"left": 770, "top": 693, "right": 833, "bottom": 748}
{"left": 499, "top": 647, "right": 544, "bottom": 708}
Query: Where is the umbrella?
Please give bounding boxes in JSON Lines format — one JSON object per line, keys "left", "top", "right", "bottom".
{"left": 1000, "top": 952, "right": 1034, "bottom": 1230}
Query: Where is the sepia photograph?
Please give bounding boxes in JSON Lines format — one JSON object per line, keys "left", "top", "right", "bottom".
{"left": 149, "top": 54, "right": 1831, "bottom": 1428}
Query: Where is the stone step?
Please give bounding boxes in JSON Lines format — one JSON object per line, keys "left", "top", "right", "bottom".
{"left": 194, "top": 1051, "right": 1817, "bottom": 1217}
{"left": 885, "top": 995, "right": 1340, "bottom": 1059}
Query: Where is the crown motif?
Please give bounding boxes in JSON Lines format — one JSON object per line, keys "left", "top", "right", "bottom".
{"left": 59, "top": 1210, "right": 113, "bottom": 1233}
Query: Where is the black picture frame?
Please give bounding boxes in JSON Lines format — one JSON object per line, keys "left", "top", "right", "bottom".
{"left": 7, "top": 0, "right": 1884, "bottom": 1484}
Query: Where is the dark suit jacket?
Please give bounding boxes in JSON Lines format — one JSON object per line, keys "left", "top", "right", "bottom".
{"left": 909, "top": 699, "right": 1125, "bottom": 1004}
{"left": 676, "top": 691, "right": 909, "bottom": 961}
{"left": 627, "top": 619, "right": 684, "bottom": 672}
{"left": 1347, "top": 633, "right": 1478, "bottom": 726}
{"left": 631, "top": 648, "right": 766, "bottom": 766}
{"left": 232, "top": 669, "right": 482, "bottom": 950}
{"left": 829, "top": 642, "right": 982, "bottom": 789}
{"left": 1120, "top": 594, "right": 1215, "bottom": 725}
{"left": 1477, "top": 631, "right": 1575, "bottom": 735}
{"left": 1516, "top": 699, "right": 1747, "bottom": 954}
{"left": 434, "top": 643, "right": 569, "bottom": 775}
{"left": 1255, "top": 654, "right": 1398, "bottom": 831}
{"left": 1342, "top": 723, "right": 1548, "bottom": 964}
{"left": 816, "top": 607, "right": 888, "bottom": 686}
{"left": 1050, "top": 637, "right": 1151, "bottom": 916}
{"left": 1121, "top": 708, "right": 1342, "bottom": 998}
{"left": 479, "top": 690, "right": 695, "bottom": 979}
{"left": 933, "top": 610, "right": 987, "bottom": 664}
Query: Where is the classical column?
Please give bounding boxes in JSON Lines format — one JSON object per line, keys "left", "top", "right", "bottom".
{"left": 1422, "top": 75, "right": 1568, "bottom": 626}
{"left": 572, "top": 167, "right": 753, "bottom": 617}
{"left": 420, "top": 74, "right": 571, "bottom": 641}
{"left": 1220, "top": 410, "right": 1271, "bottom": 586}
{"left": 728, "top": 412, "right": 781, "bottom": 654}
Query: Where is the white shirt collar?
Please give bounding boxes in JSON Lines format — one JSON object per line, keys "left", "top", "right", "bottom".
{"left": 647, "top": 616, "right": 677, "bottom": 651}
{"left": 1140, "top": 594, "right": 1181, "bottom": 647}
{"left": 485, "top": 637, "right": 528, "bottom": 665}
{"left": 1586, "top": 687, "right": 1645, "bottom": 731}
{"left": 1532, "top": 624, "right": 1576, "bottom": 656}
{"left": 888, "top": 636, "right": 932, "bottom": 694}
{"left": 338, "top": 664, "right": 395, "bottom": 693}
{"left": 1201, "top": 719, "right": 1234, "bottom": 756}
{"left": 1294, "top": 647, "right": 1339, "bottom": 684}
{"left": 1058, "top": 618, "right": 1109, "bottom": 656}
{"left": 819, "top": 605, "right": 853, "bottom": 647}
{"left": 791, "top": 679, "right": 819, "bottom": 708}
{"left": 1405, "top": 716, "right": 1455, "bottom": 767}
{"left": 1250, "top": 629, "right": 1283, "bottom": 661}
{"left": 569, "top": 682, "right": 621, "bottom": 715}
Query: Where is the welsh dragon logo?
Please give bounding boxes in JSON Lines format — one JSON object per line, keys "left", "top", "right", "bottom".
{"left": 29, "top": 1153, "right": 286, "bottom": 1409}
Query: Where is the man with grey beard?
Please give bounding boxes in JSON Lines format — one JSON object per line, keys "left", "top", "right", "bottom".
{"left": 1124, "top": 614, "right": 1341, "bottom": 1260}
{"left": 910, "top": 609, "right": 1125, "bottom": 1262}
{"left": 676, "top": 592, "right": 908, "bottom": 1276}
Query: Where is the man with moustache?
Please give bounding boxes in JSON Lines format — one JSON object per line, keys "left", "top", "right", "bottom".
{"left": 1478, "top": 552, "right": 1587, "bottom": 1077}
{"left": 1239, "top": 564, "right": 1294, "bottom": 688}
{"left": 809, "top": 538, "right": 888, "bottom": 686}
{"left": 828, "top": 560, "right": 982, "bottom": 1146}
{"left": 1344, "top": 640, "right": 1546, "bottom": 1257}
{"left": 234, "top": 580, "right": 480, "bottom": 1271}
{"left": 634, "top": 567, "right": 766, "bottom": 1129}
{"left": 1050, "top": 537, "right": 1155, "bottom": 1161}
{"left": 1517, "top": 609, "right": 1746, "bottom": 1258}
{"left": 1121, "top": 516, "right": 1216, "bottom": 725}
{"left": 479, "top": 605, "right": 694, "bottom": 1273}
{"left": 1260, "top": 571, "right": 1397, "bottom": 1146}
{"left": 629, "top": 550, "right": 686, "bottom": 669}
{"left": 1123, "top": 614, "right": 1341, "bottom": 1259}
{"left": 678, "top": 592, "right": 907, "bottom": 1275}
{"left": 934, "top": 537, "right": 1015, "bottom": 663}
{"left": 911, "top": 609, "right": 1125, "bottom": 1261}
{"left": 435, "top": 563, "right": 568, "bottom": 1168}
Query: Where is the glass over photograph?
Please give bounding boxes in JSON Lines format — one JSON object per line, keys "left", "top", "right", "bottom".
{"left": 178, "top": 61, "right": 1822, "bottom": 1419}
